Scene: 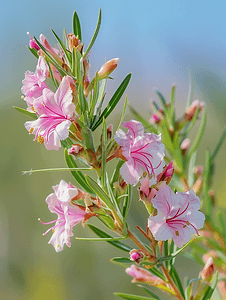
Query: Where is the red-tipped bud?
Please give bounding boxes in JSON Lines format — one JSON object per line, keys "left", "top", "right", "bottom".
{"left": 129, "top": 249, "right": 144, "bottom": 263}
{"left": 194, "top": 165, "right": 203, "bottom": 177}
{"left": 68, "top": 144, "right": 83, "bottom": 157}
{"left": 98, "top": 58, "right": 119, "bottom": 80}
{"left": 27, "top": 32, "right": 40, "bottom": 50}
{"left": 67, "top": 33, "right": 82, "bottom": 52}
{"left": 185, "top": 100, "right": 205, "bottom": 121}
{"left": 149, "top": 113, "right": 161, "bottom": 124}
{"left": 200, "top": 257, "right": 215, "bottom": 281}
{"left": 181, "top": 138, "right": 190, "bottom": 155}
{"left": 157, "top": 161, "right": 174, "bottom": 185}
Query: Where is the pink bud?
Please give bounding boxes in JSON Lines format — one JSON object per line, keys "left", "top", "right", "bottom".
{"left": 129, "top": 249, "right": 144, "bottom": 263}
{"left": 156, "top": 161, "right": 174, "bottom": 184}
{"left": 68, "top": 144, "right": 83, "bottom": 156}
{"left": 194, "top": 166, "right": 203, "bottom": 176}
{"left": 98, "top": 58, "right": 119, "bottom": 80}
{"left": 200, "top": 257, "right": 215, "bottom": 280}
{"left": 149, "top": 113, "right": 161, "bottom": 124}
{"left": 27, "top": 32, "right": 40, "bottom": 50}
{"left": 185, "top": 100, "right": 205, "bottom": 121}
{"left": 181, "top": 138, "right": 190, "bottom": 155}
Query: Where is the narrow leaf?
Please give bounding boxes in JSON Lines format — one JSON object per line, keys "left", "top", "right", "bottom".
{"left": 101, "top": 117, "right": 107, "bottom": 190}
{"left": 187, "top": 151, "right": 197, "bottom": 188}
{"left": 14, "top": 106, "right": 37, "bottom": 119}
{"left": 85, "top": 175, "right": 113, "bottom": 209}
{"left": 110, "top": 257, "right": 132, "bottom": 264}
{"left": 88, "top": 224, "right": 133, "bottom": 252}
{"left": 170, "top": 266, "right": 185, "bottom": 299}
{"left": 115, "top": 293, "right": 156, "bottom": 300}
{"left": 76, "top": 236, "right": 126, "bottom": 241}
{"left": 122, "top": 184, "right": 132, "bottom": 219}
{"left": 169, "top": 84, "right": 176, "bottom": 127}
{"left": 202, "top": 271, "right": 218, "bottom": 300}
{"left": 186, "top": 70, "right": 194, "bottom": 109}
{"left": 187, "top": 109, "right": 207, "bottom": 161}
{"left": 92, "top": 73, "right": 131, "bottom": 131}
{"left": 72, "top": 11, "right": 82, "bottom": 41}
{"left": 51, "top": 28, "right": 71, "bottom": 66}
{"left": 27, "top": 46, "right": 39, "bottom": 59}
{"left": 203, "top": 150, "right": 212, "bottom": 218}
{"left": 138, "top": 285, "right": 164, "bottom": 300}
{"left": 64, "top": 149, "right": 95, "bottom": 196}
{"left": 83, "top": 8, "right": 101, "bottom": 58}
{"left": 46, "top": 60, "right": 58, "bottom": 89}
{"left": 89, "top": 72, "right": 99, "bottom": 119}
{"left": 155, "top": 90, "right": 167, "bottom": 112}
{"left": 211, "top": 125, "right": 226, "bottom": 161}
{"left": 116, "top": 95, "right": 128, "bottom": 132}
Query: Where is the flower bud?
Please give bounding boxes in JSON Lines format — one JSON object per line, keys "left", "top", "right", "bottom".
{"left": 27, "top": 32, "right": 40, "bottom": 50}
{"left": 181, "top": 138, "right": 190, "bottom": 155}
{"left": 98, "top": 58, "right": 119, "bottom": 80}
{"left": 129, "top": 249, "right": 144, "bottom": 263}
{"left": 149, "top": 113, "right": 161, "bottom": 124}
{"left": 126, "top": 265, "right": 166, "bottom": 286}
{"left": 67, "top": 33, "right": 82, "bottom": 52}
{"left": 194, "top": 165, "right": 203, "bottom": 177}
{"left": 185, "top": 100, "right": 205, "bottom": 121}
{"left": 68, "top": 144, "right": 83, "bottom": 157}
{"left": 200, "top": 257, "right": 215, "bottom": 281}
{"left": 156, "top": 161, "right": 174, "bottom": 185}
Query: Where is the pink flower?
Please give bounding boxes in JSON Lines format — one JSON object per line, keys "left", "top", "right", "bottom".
{"left": 39, "top": 34, "right": 62, "bottom": 62}
{"left": 21, "top": 56, "right": 49, "bottom": 111}
{"left": 114, "top": 120, "right": 165, "bottom": 185}
{"left": 39, "top": 180, "right": 90, "bottom": 252}
{"left": 126, "top": 265, "right": 166, "bottom": 286}
{"left": 25, "top": 75, "right": 76, "bottom": 150}
{"left": 148, "top": 184, "right": 205, "bottom": 248}
{"left": 27, "top": 32, "right": 40, "bottom": 50}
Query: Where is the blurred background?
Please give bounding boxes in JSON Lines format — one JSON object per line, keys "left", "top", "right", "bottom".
{"left": 0, "top": 0, "right": 226, "bottom": 299}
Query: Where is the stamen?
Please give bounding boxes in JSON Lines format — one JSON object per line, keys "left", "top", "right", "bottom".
{"left": 29, "top": 128, "right": 34, "bottom": 134}
{"left": 175, "top": 231, "right": 179, "bottom": 236}
{"left": 37, "top": 136, "right": 44, "bottom": 144}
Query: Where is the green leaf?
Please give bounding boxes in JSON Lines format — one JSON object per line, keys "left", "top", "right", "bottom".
{"left": 160, "top": 119, "right": 174, "bottom": 155}
{"left": 110, "top": 257, "right": 132, "bottom": 264}
{"left": 85, "top": 175, "right": 113, "bottom": 209}
{"left": 169, "top": 84, "right": 176, "bottom": 127}
{"left": 91, "top": 73, "right": 131, "bottom": 131}
{"left": 83, "top": 8, "right": 101, "bottom": 58}
{"left": 138, "top": 285, "right": 164, "bottom": 300}
{"left": 64, "top": 149, "right": 95, "bottom": 196}
{"left": 128, "top": 105, "right": 158, "bottom": 134}
{"left": 169, "top": 266, "right": 185, "bottom": 299}
{"left": 14, "top": 106, "right": 37, "bottom": 119}
{"left": 187, "top": 151, "right": 197, "bottom": 188}
{"left": 116, "top": 95, "right": 128, "bottom": 132}
{"left": 110, "top": 159, "right": 125, "bottom": 187}
{"left": 72, "top": 11, "right": 82, "bottom": 41}
{"left": 101, "top": 117, "right": 107, "bottom": 190}
{"left": 51, "top": 28, "right": 72, "bottom": 66}
{"left": 186, "top": 70, "right": 194, "bottom": 109}
{"left": 158, "top": 240, "right": 192, "bottom": 263}
{"left": 76, "top": 236, "right": 126, "bottom": 241}
{"left": 115, "top": 293, "right": 156, "bottom": 300}
{"left": 155, "top": 90, "right": 167, "bottom": 112}
{"left": 106, "top": 175, "right": 123, "bottom": 219}
{"left": 89, "top": 72, "right": 99, "bottom": 120}
{"left": 217, "top": 211, "right": 226, "bottom": 243}
{"left": 61, "top": 138, "right": 73, "bottom": 149}
{"left": 186, "top": 109, "right": 207, "bottom": 162}
{"left": 164, "top": 240, "right": 169, "bottom": 269}
{"left": 203, "top": 150, "right": 212, "bottom": 218}
{"left": 27, "top": 46, "right": 39, "bottom": 59}
{"left": 202, "top": 271, "right": 218, "bottom": 300}
{"left": 173, "top": 131, "right": 184, "bottom": 173}
{"left": 88, "top": 224, "right": 133, "bottom": 252}
{"left": 71, "top": 47, "right": 76, "bottom": 77}
{"left": 211, "top": 125, "right": 226, "bottom": 161}
{"left": 185, "top": 278, "right": 201, "bottom": 300}
{"left": 122, "top": 184, "right": 132, "bottom": 219}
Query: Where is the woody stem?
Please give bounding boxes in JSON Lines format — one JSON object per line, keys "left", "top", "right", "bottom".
{"left": 127, "top": 229, "right": 150, "bottom": 256}
{"left": 161, "top": 265, "right": 184, "bottom": 300}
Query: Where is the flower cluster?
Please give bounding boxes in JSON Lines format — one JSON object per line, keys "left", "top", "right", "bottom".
{"left": 17, "top": 10, "right": 223, "bottom": 300}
